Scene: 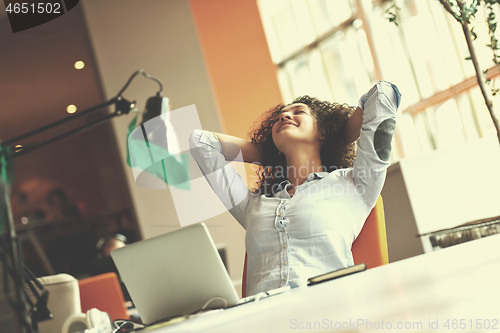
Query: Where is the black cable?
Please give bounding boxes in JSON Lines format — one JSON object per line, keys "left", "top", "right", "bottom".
{"left": 0, "top": 236, "right": 14, "bottom": 305}
{"left": 112, "top": 319, "right": 146, "bottom": 332}
{"left": 0, "top": 235, "right": 52, "bottom": 330}
{"left": 115, "top": 69, "right": 163, "bottom": 98}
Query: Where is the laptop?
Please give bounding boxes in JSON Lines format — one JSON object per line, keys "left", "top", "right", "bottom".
{"left": 111, "top": 223, "right": 240, "bottom": 324}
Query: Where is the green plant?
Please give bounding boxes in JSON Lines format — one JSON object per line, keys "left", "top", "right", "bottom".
{"left": 386, "top": 0, "right": 500, "bottom": 145}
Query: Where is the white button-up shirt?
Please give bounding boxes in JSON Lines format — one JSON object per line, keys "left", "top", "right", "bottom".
{"left": 189, "top": 81, "right": 401, "bottom": 296}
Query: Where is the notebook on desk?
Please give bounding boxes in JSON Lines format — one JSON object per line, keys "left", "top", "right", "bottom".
{"left": 111, "top": 222, "right": 240, "bottom": 325}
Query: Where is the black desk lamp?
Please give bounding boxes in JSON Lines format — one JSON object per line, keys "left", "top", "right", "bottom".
{"left": 0, "top": 69, "right": 163, "bottom": 333}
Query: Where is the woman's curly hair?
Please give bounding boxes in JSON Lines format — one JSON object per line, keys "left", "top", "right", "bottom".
{"left": 249, "top": 96, "right": 356, "bottom": 196}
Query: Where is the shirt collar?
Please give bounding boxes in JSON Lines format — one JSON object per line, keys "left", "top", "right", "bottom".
{"left": 276, "top": 180, "right": 291, "bottom": 193}
{"left": 307, "top": 172, "right": 328, "bottom": 181}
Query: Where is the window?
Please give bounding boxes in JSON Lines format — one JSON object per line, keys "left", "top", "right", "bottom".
{"left": 258, "top": 0, "right": 500, "bottom": 161}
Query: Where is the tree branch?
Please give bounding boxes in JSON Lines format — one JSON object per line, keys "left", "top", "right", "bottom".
{"left": 437, "top": 0, "right": 461, "bottom": 21}
{"left": 456, "top": 0, "right": 500, "bottom": 145}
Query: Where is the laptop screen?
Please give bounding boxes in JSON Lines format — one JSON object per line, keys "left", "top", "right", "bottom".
{"left": 111, "top": 223, "right": 240, "bottom": 324}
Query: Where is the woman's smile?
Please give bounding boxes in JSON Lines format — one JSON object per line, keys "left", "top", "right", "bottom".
{"left": 277, "top": 120, "right": 298, "bottom": 132}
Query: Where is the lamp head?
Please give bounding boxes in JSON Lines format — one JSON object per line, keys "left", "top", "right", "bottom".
{"left": 142, "top": 93, "right": 165, "bottom": 125}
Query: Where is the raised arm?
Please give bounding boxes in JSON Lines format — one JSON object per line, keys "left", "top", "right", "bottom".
{"left": 189, "top": 129, "right": 253, "bottom": 227}
{"left": 214, "top": 133, "right": 263, "bottom": 164}
{"left": 352, "top": 81, "right": 401, "bottom": 207}
{"left": 344, "top": 106, "right": 363, "bottom": 143}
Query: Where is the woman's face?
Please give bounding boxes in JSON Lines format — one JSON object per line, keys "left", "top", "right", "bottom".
{"left": 272, "top": 103, "right": 321, "bottom": 152}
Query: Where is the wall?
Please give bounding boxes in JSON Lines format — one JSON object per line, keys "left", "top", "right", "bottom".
{"left": 189, "top": 0, "right": 282, "bottom": 137}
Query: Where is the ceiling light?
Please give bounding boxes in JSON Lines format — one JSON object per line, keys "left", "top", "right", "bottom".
{"left": 74, "top": 60, "right": 85, "bottom": 70}
{"left": 67, "top": 105, "right": 77, "bottom": 114}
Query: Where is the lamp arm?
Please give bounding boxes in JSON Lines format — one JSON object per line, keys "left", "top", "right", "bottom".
{"left": 7, "top": 97, "right": 135, "bottom": 159}
{"left": 3, "top": 98, "right": 118, "bottom": 146}
{"left": 4, "top": 68, "right": 163, "bottom": 149}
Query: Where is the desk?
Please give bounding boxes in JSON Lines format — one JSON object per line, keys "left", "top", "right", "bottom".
{"left": 148, "top": 234, "right": 500, "bottom": 332}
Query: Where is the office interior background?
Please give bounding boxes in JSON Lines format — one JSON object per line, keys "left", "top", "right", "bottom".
{"left": 0, "top": 0, "right": 499, "bottom": 330}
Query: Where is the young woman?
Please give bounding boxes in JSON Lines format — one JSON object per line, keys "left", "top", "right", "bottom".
{"left": 190, "top": 81, "right": 401, "bottom": 296}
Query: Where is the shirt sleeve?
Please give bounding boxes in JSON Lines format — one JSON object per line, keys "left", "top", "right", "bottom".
{"left": 353, "top": 81, "right": 401, "bottom": 207}
{"left": 189, "top": 129, "right": 251, "bottom": 228}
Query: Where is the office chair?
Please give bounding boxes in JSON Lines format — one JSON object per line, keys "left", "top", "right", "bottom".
{"left": 241, "top": 196, "right": 388, "bottom": 297}
{"left": 351, "top": 195, "right": 388, "bottom": 268}
{"left": 78, "top": 272, "right": 129, "bottom": 321}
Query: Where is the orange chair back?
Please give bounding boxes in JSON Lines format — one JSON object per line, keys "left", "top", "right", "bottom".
{"left": 352, "top": 195, "right": 389, "bottom": 268}
{"left": 78, "top": 272, "right": 129, "bottom": 321}
{"left": 241, "top": 196, "right": 388, "bottom": 297}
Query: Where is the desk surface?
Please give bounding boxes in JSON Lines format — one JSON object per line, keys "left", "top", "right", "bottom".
{"left": 147, "top": 234, "right": 500, "bottom": 332}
